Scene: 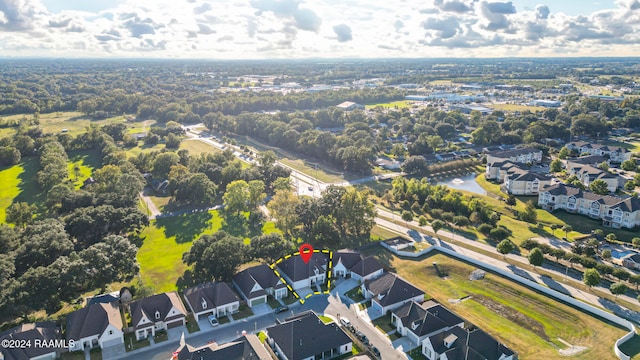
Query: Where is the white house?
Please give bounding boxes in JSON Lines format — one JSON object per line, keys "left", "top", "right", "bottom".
{"left": 332, "top": 250, "right": 384, "bottom": 282}
{"left": 277, "top": 252, "right": 327, "bottom": 291}
{"left": 538, "top": 183, "right": 640, "bottom": 229}
{"left": 183, "top": 282, "right": 240, "bottom": 321}
{"left": 565, "top": 141, "right": 632, "bottom": 163}
{"left": 391, "top": 300, "right": 464, "bottom": 346}
{"left": 485, "top": 147, "right": 543, "bottom": 165}
{"left": 66, "top": 302, "right": 124, "bottom": 352}
{"left": 361, "top": 272, "right": 424, "bottom": 315}
{"left": 233, "top": 264, "right": 288, "bottom": 307}
{"left": 422, "top": 326, "right": 515, "bottom": 360}
{"left": 128, "top": 292, "right": 187, "bottom": 341}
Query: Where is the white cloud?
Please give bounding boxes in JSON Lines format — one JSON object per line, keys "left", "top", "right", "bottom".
{"left": 0, "top": 0, "right": 639, "bottom": 58}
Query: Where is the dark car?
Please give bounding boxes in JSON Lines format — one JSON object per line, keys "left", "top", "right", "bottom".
{"left": 372, "top": 347, "right": 380, "bottom": 357}
{"left": 274, "top": 306, "right": 289, "bottom": 314}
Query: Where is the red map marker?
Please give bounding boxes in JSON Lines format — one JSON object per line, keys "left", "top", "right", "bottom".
{"left": 299, "top": 244, "right": 314, "bottom": 264}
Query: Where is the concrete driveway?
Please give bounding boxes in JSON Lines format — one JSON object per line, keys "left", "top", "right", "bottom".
{"left": 392, "top": 337, "right": 416, "bottom": 353}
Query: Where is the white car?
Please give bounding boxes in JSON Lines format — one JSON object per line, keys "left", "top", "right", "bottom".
{"left": 340, "top": 317, "right": 351, "bottom": 327}
{"left": 208, "top": 315, "right": 219, "bottom": 327}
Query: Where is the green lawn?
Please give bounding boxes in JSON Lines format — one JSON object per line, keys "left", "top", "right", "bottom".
{"left": 365, "top": 100, "right": 411, "bottom": 109}
{"left": 179, "top": 139, "right": 222, "bottom": 155}
{"left": 137, "top": 210, "right": 279, "bottom": 293}
{"left": 0, "top": 156, "right": 43, "bottom": 222}
{"left": 0, "top": 164, "right": 22, "bottom": 223}
{"left": 487, "top": 103, "right": 547, "bottom": 112}
{"left": 232, "top": 305, "right": 254, "bottom": 320}
{"left": 389, "top": 252, "right": 627, "bottom": 360}
{"left": 67, "top": 150, "right": 101, "bottom": 189}
{"left": 371, "top": 317, "right": 395, "bottom": 334}
{"left": 318, "top": 315, "right": 334, "bottom": 324}
{"left": 0, "top": 111, "right": 130, "bottom": 138}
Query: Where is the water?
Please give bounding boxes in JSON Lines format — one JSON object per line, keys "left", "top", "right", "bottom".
{"left": 610, "top": 249, "right": 637, "bottom": 259}
{"left": 436, "top": 172, "right": 487, "bottom": 196}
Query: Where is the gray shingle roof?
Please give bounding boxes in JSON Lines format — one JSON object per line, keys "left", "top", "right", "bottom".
{"left": 427, "top": 326, "right": 515, "bottom": 360}
{"left": 175, "top": 334, "right": 271, "bottom": 360}
{"left": 393, "top": 301, "right": 464, "bottom": 337}
{"left": 364, "top": 272, "right": 424, "bottom": 307}
{"left": 66, "top": 302, "right": 122, "bottom": 341}
{"left": 266, "top": 312, "right": 351, "bottom": 360}
{"left": 277, "top": 252, "right": 327, "bottom": 282}
{"left": 129, "top": 292, "right": 187, "bottom": 330}
{"left": 233, "top": 264, "right": 285, "bottom": 300}
{"left": 0, "top": 322, "right": 60, "bottom": 360}
{"left": 183, "top": 282, "right": 239, "bottom": 314}
{"left": 350, "top": 256, "right": 384, "bottom": 278}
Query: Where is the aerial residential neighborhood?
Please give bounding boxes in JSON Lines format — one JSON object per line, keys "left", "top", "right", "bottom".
{"left": 4, "top": 1, "right": 640, "bottom": 360}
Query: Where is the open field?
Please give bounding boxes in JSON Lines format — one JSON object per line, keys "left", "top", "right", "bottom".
{"left": 67, "top": 150, "right": 101, "bottom": 189}
{"left": 386, "top": 252, "right": 627, "bottom": 360}
{"left": 487, "top": 103, "right": 547, "bottom": 112}
{"left": 0, "top": 111, "right": 130, "bottom": 137}
{"left": 0, "top": 164, "right": 22, "bottom": 223}
{"left": 0, "top": 157, "right": 42, "bottom": 222}
{"left": 179, "top": 139, "right": 222, "bottom": 155}
{"left": 365, "top": 100, "right": 411, "bottom": 109}
{"left": 137, "top": 210, "right": 279, "bottom": 293}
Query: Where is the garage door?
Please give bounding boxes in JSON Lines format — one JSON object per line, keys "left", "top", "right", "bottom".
{"left": 101, "top": 337, "right": 123, "bottom": 348}
{"left": 167, "top": 319, "right": 184, "bottom": 329}
{"left": 250, "top": 297, "right": 266, "bottom": 306}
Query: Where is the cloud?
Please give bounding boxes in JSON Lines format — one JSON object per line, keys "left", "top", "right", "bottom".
{"left": 0, "top": 0, "right": 45, "bottom": 31}
{"left": 217, "top": 35, "right": 233, "bottom": 42}
{"left": 393, "top": 19, "right": 404, "bottom": 32}
{"left": 332, "top": 24, "right": 352, "bottom": 42}
{"left": 197, "top": 23, "right": 216, "bottom": 34}
{"left": 293, "top": 8, "right": 322, "bottom": 31}
{"left": 422, "top": 16, "right": 460, "bottom": 39}
{"left": 193, "top": 2, "right": 212, "bottom": 14}
{"left": 436, "top": 0, "right": 473, "bottom": 13}
{"left": 48, "top": 17, "right": 71, "bottom": 28}
{"left": 536, "top": 5, "right": 550, "bottom": 20}
{"left": 485, "top": 1, "right": 516, "bottom": 14}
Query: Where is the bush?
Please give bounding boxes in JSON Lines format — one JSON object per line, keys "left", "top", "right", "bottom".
{"left": 489, "top": 227, "right": 510, "bottom": 241}
{"left": 521, "top": 238, "right": 541, "bottom": 250}
{"left": 478, "top": 223, "right": 494, "bottom": 235}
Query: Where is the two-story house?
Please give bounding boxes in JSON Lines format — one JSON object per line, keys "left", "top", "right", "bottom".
{"left": 277, "top": 252, "right": 327, "bottom": 291}
{"left": 361, "top": 272, "right": 424, "bottom": 315}
{"left": 66, "top": 302, "right": 123, "bottom": 352}
{"left": 391, "top": 300, "right": 464, "bottom": 346}
{"left": 128, "top": 292, "right": 187, "bottom": 340}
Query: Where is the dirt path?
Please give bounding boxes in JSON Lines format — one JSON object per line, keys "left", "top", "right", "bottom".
{"left": 139, "top": 192, "right": 161, "bottom": 219}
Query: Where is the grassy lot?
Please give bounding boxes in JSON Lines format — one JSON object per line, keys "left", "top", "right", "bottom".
{"left": 389, "top": 252, "right": 627, "bottom": 360}
{"left": 318, "top": 315, "right": 334, "bottom": 324}
{"left": 124, "top": 333, "right": 150, "bottom": 352}
{"left": 267, "top": 297, "right": 281, "bottom": 309}
{"left": 232, "top": 305, "right": 254, "bottom": 320}
{"left": 185, "top": 313, "right": 200, "bottom": 333}
{"left": 179, "top": 139, "right": 222, "bottom": 155}
{"left": 603, "top": 139, "right": 640, "bottom": 153}
{"left": 137, "top": 210, "right": 279, "bottom": 293}
{"left": 125, "top": 143, "right": 165, "bottom": 157}
{"left": 371, "top": 317, "right": 395, "bottom": 334}
{"left": 0, "top": 156, "right": 43, "bottom": 222}
{"left": 278, "top": 158, "right": 343, "bottom": 183}
{"left": 407, "top": 347, "right": 428, "bottom": 360}
{"left": 0, "top": 164, "right": 23, "bottom": 223}
{"left": 67, "top": 150, "right": 101, "bottom": 189}
{"left": 0, "top": 111, "right": 130, "bottom": 138}
{"left": 487, "top": 103, "right": 547, "bottom": 112}
{"left": 153, "top": 330, "right": 168, "bottom": 343}
{"left": 345, "top": 286, "right": 365, "bottom": 303}
{"left": 365, "top": 100, "right": 411, "bottom": 109}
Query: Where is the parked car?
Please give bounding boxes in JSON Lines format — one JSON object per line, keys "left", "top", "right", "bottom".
{"left": 340, "top": 317, "right": 351, "bottom": 328}
{"left": 208, "top": 315, "right": 219, "bottom": 327}
{"left": 372, "top": 347, "right": 380, "bottom": 357}
{"left": 308, "top": 186, "right": 314, "bottom": 191}
{"left": 275, "top": 306, "right": 289, "bottom": 314}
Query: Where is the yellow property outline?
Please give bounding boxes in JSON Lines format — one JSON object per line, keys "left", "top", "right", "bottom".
{"left": 269, "top": 249, "right": 333, "bottom": 304}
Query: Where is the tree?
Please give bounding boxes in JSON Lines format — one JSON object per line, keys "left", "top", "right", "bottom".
{"left": 175, "top": 173, "right": 217, "bottom": 206}
{"left": 589, "top": 179, "right": 609, "bottom": 195}
{"left": 431, "top": 219, "right": 444, "bottom": 238}
{"left": 223, "top": 180, "right": 249, "bottom": 215}
{"left": 14, "top": 219, "right": 74, "bottom": 275}
{"left": 601, "top": 249, "right": 612, "bottom": 260}
{"left": 249, "top": 233, "right": 292, "bottom": 264}
{"left": 610, "top": 282, "right": 628, "bottom": 301}
{"left": 528, "top": 248, "right": 544, "bottom": 268}
{"left": 505, "top": 194, "right": 516, "bottom": 206}
{"left": 247, "top": 180, "right": 266, "bottom": 213}
{"left": 152, "top": 152, "right": 180, "bottom": 179}
{"left": 605, "top": 233, "right": 617, "bottom": 242}
{"left": 621, "top": 159, "right": 637, "bottom": 172}
{"left": 401, "top": 210, "right": 413, "bottom": 225}
{"left": 562, "top": 225, "right": 572, "bottom": 240}
{"left": 6, "top": 202, "right": 36, "bottom": 228}
{"left": 268, "top": 189, "right": 301, "bottom": 238}
{"left": 165, "top": 133, "right": 181, "bottom": 149}
{"left": 598, "top": 161, "right": 609, "bottom": 172}
{"left": 332, "top": 187, "right": 376, "bottom": 237}
{"left": 612, "top": 268, "right": 630, "bottom": 282}
{"left": 272, "top": 177, "right": 291, "bottom": 192}
{"left": 558, "top": 146, "right": 570, "bottom": 159}
{"left": 520, "top": 201, "right": 538, "bottom": 223}
{"left": 401, "top": 155, "right": 428, "bottom": 175}
{"left": 625, "top": 180, "right": 637, "bottom": 191}
{"left": 80, "top": 235, "right": 139, "bottom": 290}
{"left": 632, "top": 237, "right": 640, "bottom": 246}
{"left": 489, "top": 227, "right": 510, "bottom": 241}
{"left": 550, "top": 159, "right": 563, "bottom": 173}
{"left": 497, "top": 240, "right": 515, "bottom": 259}
{"left": 182, "top": 231, "right": 247, "bottom": 282}
{"left": 418, "top": 215, "right": 428, "bottom": 227}
{"left": 0, "top": 146, "right": 20, "bottom": 166}
{"left": 583, "top": 268, "right": 601, "bottom": 289}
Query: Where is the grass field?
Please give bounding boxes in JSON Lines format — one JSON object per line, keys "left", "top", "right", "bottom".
{"left": 137, "top": 210, "right": 280, "bottom": 293}
{"left": 278, "top": 158, "right": 343, "bottom": 183}
{"left": 179, "top": 139, "right": 222, "bottom": 155}
{"left": 0, "top": 157, "right": 42, "bottom": 222}
{"left": 365, "top": 100, "right": 411, "bottom": 109}
{"left": 487, "top": 103, "right": 547, "bottom": 112}
{"left": 0, "top": 111, "right": 130, "bottom": 137}
{"left": 67, "top": 150, "right": 101, "bottom": 189}
{"left": 386, "top": 252, "right": 627, "bottom": 360}
{"left": 0, "top": 164, "right": 23, "bottom": 223}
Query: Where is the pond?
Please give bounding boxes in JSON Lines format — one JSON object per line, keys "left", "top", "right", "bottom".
{"left": 436, "top": 172, "right": 487, "bottom": 196}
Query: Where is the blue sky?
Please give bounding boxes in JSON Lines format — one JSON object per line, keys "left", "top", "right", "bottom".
{"left": 1, "top": 0, "right": 639, "bottom": 58}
